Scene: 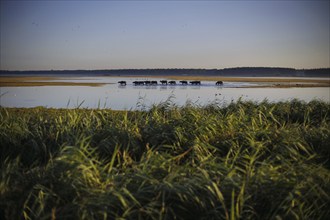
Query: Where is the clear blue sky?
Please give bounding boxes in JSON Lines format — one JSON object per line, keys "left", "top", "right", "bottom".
{"left": 1, "top": 0, "right": 329, "bottom": 70}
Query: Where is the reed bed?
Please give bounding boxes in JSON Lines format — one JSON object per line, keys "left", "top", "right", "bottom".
{"left": 0, "top": 99, "right": 329, "bottom": 219}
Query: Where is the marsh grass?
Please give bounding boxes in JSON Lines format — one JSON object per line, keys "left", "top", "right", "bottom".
{"left": 0, "top": 99, "right": 329, "bottom": 219}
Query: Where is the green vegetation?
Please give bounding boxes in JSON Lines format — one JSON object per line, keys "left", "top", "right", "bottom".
{"left": 1, "top": 99, "right": 329, "bottom": 219}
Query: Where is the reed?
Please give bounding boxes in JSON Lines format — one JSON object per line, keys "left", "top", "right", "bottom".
{"left": 0, "top": 99, "right": 329, "bottom": 219}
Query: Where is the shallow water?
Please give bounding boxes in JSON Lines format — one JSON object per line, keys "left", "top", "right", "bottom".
{"left": 1, "top": 77, "right": 329, "bottom": 109}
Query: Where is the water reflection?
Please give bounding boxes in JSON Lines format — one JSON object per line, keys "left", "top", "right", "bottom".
{"left": 178, "top": 86, "right": 188, "bottom": 90}
{"left": 159, "top": 86, "right": 169, "bottom": 91}
{"left": 132, "top": 85, "right": 159, "bottom": 90}
{"left": 0, "top": 77, "right": 329, "bottom": 110}
{"left": 190, "top": 85, "right": 201, "bottom": 90}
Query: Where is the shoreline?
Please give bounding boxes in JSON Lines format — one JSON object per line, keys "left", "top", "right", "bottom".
{"left": 0, "top": 76, "right": 110, "bottom": 87}
{"left": 0, "top": 75, "right": 329, "bottom": 88}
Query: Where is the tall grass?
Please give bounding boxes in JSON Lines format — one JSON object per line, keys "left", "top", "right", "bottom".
{"left": 0, "top": 99, "right": 329, "bottom": 219}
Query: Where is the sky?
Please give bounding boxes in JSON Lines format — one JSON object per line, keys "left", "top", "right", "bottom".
{"left": 0, "top": 0, "right": 329, "bottom": 70}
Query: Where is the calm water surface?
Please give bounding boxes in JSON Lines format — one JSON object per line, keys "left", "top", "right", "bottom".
{"left": 1, "top": 77, "right": 329, "bottom": 110}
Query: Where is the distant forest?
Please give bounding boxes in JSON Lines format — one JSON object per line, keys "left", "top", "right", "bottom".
{"left": 1, "top": 67, "right": 329, "bottom": 77}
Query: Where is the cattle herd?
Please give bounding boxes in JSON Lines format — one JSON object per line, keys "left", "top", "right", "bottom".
{"left": 118, "top": 80, "right": 223, "bottom": 86}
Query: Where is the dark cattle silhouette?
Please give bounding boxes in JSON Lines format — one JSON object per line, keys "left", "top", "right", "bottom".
{"left": 151, "top": 81, "right": 158, "bottom": 85}
{"left": 118, "top": 81, "right": 126, "bottom": 86}
{"left": 190, "top": 81, "right": 201, "bottom": 85}
{"left": 160, "top": 80, "right": 167, "bottom": 85}
{"left": 144, "top": 81, "right": 151, "bottom": 85}
{"left": 133, "top": 81, "right": 144, "bottom": 86}
{"left": 168, "top": 81, "right": 176, "bottom": 85}
{"left": 216, "top": 81, "right": 223, "bottom": 85}
{"left": 180, "top": 80, "right": 188, "bottom": 85}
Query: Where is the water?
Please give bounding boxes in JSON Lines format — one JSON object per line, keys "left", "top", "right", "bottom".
{"left": 1, "top": 77, "right": 329, "bottom": 110}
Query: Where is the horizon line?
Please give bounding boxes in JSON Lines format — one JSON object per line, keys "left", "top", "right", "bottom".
{"left": 1, "top": 67, "right": 330, "bottom": 72}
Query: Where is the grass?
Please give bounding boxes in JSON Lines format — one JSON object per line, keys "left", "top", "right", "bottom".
{"left": 0, "top": 99, "right": 329, "bottom": 219}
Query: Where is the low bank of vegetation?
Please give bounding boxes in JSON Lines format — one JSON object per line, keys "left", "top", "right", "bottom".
{"left": 0, "top": 76, "right": 108, "bottom": 87}
{"left": 1, "top": 99, "right": 329, "bottom": 219}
